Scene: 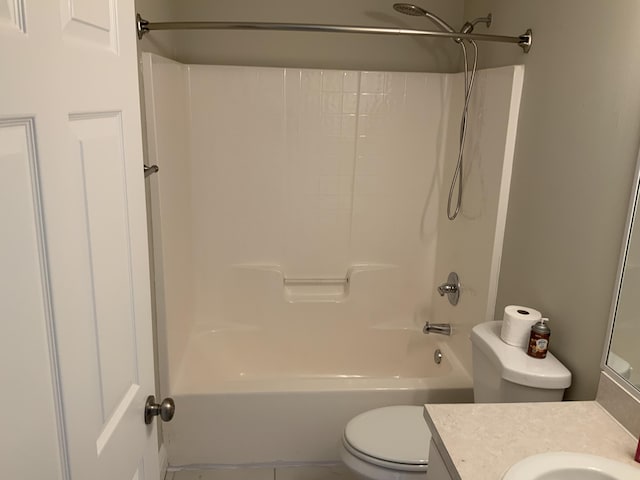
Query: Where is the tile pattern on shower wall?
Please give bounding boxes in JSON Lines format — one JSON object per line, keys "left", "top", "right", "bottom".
{"left": 350, "top": 72, "right": 446, "bottom": 322}
{"left": 281, "top": 69, "right": 360, "bottom": 277}
{"left": 188, "top": 65, "right": 287, "bottom": 270}
{"left": 186, "top": 65, "right": 444, "bottom": 326}
{"left": 188, "top": 65, "right": 288, "bottom": 323}
{"left": 353, "top": 72, "right": 444, "bottom": 261}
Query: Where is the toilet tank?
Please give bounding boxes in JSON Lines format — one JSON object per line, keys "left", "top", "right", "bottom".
{"left": 470, "top": 321, "right": 572, "bottom": 403}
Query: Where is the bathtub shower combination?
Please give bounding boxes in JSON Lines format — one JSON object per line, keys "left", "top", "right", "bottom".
{"left": 142, "top": 47, "right": 524, "bottom": 466}
{"left": 138, "top": 4, "right": 531, "bottom": 469}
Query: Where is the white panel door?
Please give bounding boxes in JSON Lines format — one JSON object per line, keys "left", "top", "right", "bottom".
{"left": 0, "top": 1, "right": 159, "bottom": 480}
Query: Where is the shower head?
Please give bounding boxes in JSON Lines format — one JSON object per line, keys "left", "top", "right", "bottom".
{"left": 392, "top": 3, "right": 427, "bottom": 16}
{"left": 392, "top": 3, "right": 456, "bottom": 33}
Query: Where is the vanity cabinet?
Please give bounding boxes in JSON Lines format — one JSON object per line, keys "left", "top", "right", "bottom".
{"left": 426, "top": 439, "right": 454, "bottom": 480}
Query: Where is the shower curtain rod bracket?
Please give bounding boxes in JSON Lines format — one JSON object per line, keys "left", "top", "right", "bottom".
{"left": 519, "top": 29, "right": 532, "bottom": 53}
{"left": 135, "top": 14, "right": 533, "bottom": 52}
{"left": 137, "top": 14, "right": 149, "bottom": 40}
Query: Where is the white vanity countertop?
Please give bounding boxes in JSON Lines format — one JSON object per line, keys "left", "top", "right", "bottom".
{"left": 423, "top": 401, "right": 640, "bottom": 480}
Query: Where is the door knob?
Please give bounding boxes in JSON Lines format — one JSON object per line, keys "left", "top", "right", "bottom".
{"left": 144, "top": 395, "right": 175, "bottom": 425}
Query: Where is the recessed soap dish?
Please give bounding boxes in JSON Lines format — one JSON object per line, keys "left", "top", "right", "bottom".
{"left": 283, "top": 276, "right": 350, "bottom": 303}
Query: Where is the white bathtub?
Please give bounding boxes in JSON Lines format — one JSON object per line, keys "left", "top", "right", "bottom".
{"left": 164, "top": 329, "right": 472, "bottom": 467}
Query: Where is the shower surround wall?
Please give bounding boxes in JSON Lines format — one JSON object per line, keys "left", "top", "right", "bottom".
{"left": 193, "top": 66, "right": 450, "bottom": 362}
{"left": 149, "top": 58, "right": 449, "bottom": 386}
{"left": 143, "top": 53, "right": 523, "bottom": 465}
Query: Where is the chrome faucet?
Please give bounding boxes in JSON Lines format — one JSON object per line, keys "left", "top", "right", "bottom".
{"left": 423, "top": 322, "right": 452, "bottom": 336}
{"left": 437, "top": 283, "right": 457, "bottom": 296}
{"left": 437, "top": 271, "right": 460, "bottom": 305}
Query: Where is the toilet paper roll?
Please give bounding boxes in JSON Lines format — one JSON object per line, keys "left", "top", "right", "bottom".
{"left": 500, "top": 305, "right": 542, "bottom": 348}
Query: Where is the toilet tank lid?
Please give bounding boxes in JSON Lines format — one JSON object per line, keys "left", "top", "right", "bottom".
{"left": 471, "top": 321, "right": 572, "bottom": 389}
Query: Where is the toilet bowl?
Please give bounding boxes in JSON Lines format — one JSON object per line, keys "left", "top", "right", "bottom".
{"left": 339, "top": 406, "right": 430, "bottom": 480}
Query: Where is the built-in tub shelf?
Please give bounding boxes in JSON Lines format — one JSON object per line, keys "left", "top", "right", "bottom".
{"left": 284, "top": 276, "right": 350, "bottom": 302}
{"left": 232, "top": 263, "right": 399, "bottom": 303}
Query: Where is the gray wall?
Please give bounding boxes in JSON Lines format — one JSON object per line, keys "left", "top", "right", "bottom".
{"left": 465, "top": 0, "right": 640, "bottom": 400}
{"left": 164, "top": 0, "right": 463, "bottom": 72}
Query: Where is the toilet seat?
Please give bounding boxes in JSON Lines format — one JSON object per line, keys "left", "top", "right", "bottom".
{"left": 342, "top": 405, "right": 431, "bottom": 473}
{"left": 342, "top": 435, "right": 429, "bottom": 473}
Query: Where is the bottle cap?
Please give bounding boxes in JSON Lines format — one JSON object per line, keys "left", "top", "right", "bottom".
{"left": 532, "top": 317, "right": 550, "bottom": 335}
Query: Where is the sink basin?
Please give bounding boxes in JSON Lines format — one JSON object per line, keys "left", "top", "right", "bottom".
{"left": 502, "top": 452, "right": 639, "bottom": 480}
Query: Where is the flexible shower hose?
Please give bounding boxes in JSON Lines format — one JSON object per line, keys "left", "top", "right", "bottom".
{"left": 447, "top": 40, "right": 478, "bottom": 220}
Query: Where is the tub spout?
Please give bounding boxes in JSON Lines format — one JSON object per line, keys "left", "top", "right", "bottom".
{"left": 423, "top": 322, "right": 452, "bottom": 336}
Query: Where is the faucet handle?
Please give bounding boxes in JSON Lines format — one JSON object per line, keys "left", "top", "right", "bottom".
{"left": 437, "top": 272, "right": 460, "bottom": 306}
{"left": 437, "top": 283, "right": 458, "bottom": 296}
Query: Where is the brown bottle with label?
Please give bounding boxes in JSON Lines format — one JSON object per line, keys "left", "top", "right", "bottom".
{"left": 527, "top": 318, "right": 550, "bottom": 358}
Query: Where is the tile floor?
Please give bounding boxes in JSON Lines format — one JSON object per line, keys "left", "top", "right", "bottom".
{"left": 165, "top": 464, "right": 357, "bottom": 480}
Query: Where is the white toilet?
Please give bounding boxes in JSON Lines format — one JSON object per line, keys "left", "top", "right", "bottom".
{"left": 339, "top": 320, "right": 572, "bottom": 480}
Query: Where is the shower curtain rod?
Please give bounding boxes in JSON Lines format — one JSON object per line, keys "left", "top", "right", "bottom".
{"left": 135, "top": 15, "right": 532, "bottom": 53}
